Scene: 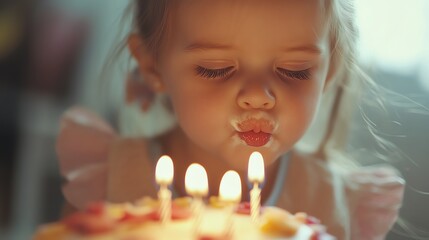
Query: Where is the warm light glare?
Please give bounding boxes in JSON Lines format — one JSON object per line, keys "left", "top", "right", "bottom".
{"left": 185, "top": 163, "right": 209, "bottom": 196}
{"left": 248, "top": 151, "right": 265, "bottom": 183}
{"left": 219, "top": 171, "right": 242, "bottom": 202}
{"left": 155, "top": 155, "right": 174, "bottom": 185}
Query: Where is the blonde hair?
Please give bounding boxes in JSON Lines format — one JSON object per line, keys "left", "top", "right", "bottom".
{"left": 292, "top": 0, "right": 366, "bottom": 170}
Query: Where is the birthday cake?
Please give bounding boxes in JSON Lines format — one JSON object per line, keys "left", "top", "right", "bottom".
{"left": 33, "top": 197, "right": 334, "bottom": 240}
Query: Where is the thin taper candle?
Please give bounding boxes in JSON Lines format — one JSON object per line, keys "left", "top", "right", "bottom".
{"left": 248, "top": 151, "right": 265, "bottom": 223}
{"left": 219, "top": 171, "right": 241, "bottom": 238}
{"left": 185, "top": 163, "right": 208, "bottom": 236}
{"left": 155, "top": 155, "right": 174, "bottom": 224}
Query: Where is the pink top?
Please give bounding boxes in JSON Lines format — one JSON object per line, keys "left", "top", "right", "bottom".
{"left": 57, "top": 107, "right": 405, "bottom": 240}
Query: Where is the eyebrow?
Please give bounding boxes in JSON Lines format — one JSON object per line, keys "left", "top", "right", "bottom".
{"left": 184, "top": 42, "right": 234, "bottom": 52}
{"left": 283, "top": 45, "right": 322, "bottom": 55}
{"left": 184, "top": 42, "right": 322, "bottom": 55}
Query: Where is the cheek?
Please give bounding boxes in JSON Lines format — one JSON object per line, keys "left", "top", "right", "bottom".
{"left": 295, "top": 60, "right": 330, "bottom": 122}
{"left": 280, "top": 80, "right": 325, "bottom": 142}
{"left": 168, "top": 89, "right": 230, "bottom": 143}
{"left": 301, "top": 85, "right": 324, "bottom": 119}
{"left": 173, "top": 97, "right": 211, "bottom": 127}
{"left": 163, "top": 67, "right": 232, "bottom": 134}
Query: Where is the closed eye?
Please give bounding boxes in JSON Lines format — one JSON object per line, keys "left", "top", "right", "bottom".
{"left": 276, "top": 68, "right": 311, "bottom": 80}
{"left": 195, "top": 66, "right": 235, "bottom": 79}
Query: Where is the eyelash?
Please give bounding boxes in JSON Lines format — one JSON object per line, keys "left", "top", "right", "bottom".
{"left": 194, "top": 66, "right": 311, "bottom": 81}
{"left": 195, "top": 66, "right": 234, "bottom": 79}
{"left": 276, "top": 68, "right": 311, "bottom": 80}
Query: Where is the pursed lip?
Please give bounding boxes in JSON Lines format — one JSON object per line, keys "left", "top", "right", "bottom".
{"left": 237, "top": 131, "right": 271, "bottom": 147}
{"left": 233, "top": 117, "right": 275, "bottom": 147}
{"left": 236, "top": 118, "right": 274, "bottom": 134}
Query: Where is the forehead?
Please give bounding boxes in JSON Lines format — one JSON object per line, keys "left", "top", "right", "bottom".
{"left": 170, "top": 0, "right": 329, "bottom": 53}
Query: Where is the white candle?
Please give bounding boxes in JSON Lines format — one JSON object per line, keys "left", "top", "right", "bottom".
{"left": 185, "top": 163, "right": 209, "bottom": 235}
{"left": 219, "top": 170, "right": 241, "bottom": 238}
{"left": 155, "top": 155, "right": 174, "bottom": 224}
{"left": 248, "top": 151, "right": 265, "bottom": 222}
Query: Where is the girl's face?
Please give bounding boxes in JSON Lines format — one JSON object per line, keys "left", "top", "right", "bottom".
{"left": 156, "top": 0, "right": 331, "bottom": 170}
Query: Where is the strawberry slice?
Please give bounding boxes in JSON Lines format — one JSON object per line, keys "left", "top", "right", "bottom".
{"left": 171, "top": 204, "right": 192, "bottom": 220}
{"left": 235, "top": 202, "right": 251, "bottom": 215}
{"left": 305, "top": 216, "right": 321, "bottom": 225}
{"left": 311, "top": 232, "right": 320, "bottom": 240}
{"left": 84, "top": 201, "right": 106, "bottom": 216}
{"left": 120, "top": 210, "right": 160, "bottom": 223}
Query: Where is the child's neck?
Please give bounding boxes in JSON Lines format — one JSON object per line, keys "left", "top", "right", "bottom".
{"left": 159, "top": 127, "right": 281, "bottom": 204}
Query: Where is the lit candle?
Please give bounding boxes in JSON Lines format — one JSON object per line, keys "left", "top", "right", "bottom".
{"left": 219, "top": 170, "right": 242, "bottom": 238}
{"left": 155, "top": 155, "right": 174, "bottom": 224}
{"left": 185, "top": 163, "right": 209, "bottom": 197}
{"left": 248, "top": 151, "right": 265, "bottom": 222}
{"left": 219, "top": 170, "right": 242, "bottom": 203}
{"left": 185, "top": 163, "right": 209, "bottom": 236}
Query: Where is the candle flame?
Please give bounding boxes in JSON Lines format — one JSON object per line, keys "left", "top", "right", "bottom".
{"left": 155, "top": 155, "right": 174, "bottom": 185}
{"left": 219, "top": 170, "right": 242, "bottom": 203}
{"left": 185, "top": 163, "right": 209, "bottom": 196}
{"left": 248, "top": 151, "right": 265, "bottom": 183}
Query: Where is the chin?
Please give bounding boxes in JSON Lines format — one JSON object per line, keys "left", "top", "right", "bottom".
{"left": 224, "top": 157, "right": 249, "bottom": 172}
{"left": 223, "top": 146, "right": 283, "bottom": 172}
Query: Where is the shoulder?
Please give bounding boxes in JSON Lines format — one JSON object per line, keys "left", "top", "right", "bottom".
{"left": 107, "top": 137, "right": 158, "bottom": 202}
{"left": 108, "top": 137, "right": 155, "bottom": 171}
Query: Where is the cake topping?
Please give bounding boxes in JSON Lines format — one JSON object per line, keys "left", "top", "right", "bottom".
{"left": 259, "top": 207, "right": 301, "bottom": 237}
{"left": 34, "top": 197, "right": 333, "bottom": 239}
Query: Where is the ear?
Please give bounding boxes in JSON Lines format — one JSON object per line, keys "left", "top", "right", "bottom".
{"left": 127, "top": 34, "right": 165, "bottom": 92}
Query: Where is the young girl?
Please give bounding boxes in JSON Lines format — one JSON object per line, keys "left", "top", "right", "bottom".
{"left": 57, "top": 0, "right": 405, "bottom": 239}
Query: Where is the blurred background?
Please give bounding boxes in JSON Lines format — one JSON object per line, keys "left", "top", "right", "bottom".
{"left": 0, "top": 0, "right": 428, "bottom": 239}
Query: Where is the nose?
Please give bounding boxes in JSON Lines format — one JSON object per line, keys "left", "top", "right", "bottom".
{"left": 237, "top": 82, "right": 275, "bottom": 110}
